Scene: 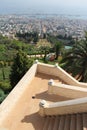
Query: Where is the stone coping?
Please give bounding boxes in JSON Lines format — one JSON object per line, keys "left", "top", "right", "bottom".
{"left": 53, "top": 83, "right": 87, "bottom": 92}
{"left": 48, "top": 97, "right": 87, "bottom": 108}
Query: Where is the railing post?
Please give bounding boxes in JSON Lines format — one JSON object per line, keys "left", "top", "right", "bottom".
{"left": 34, "top": 59, "right": 38, "bottom": 64}
{"left": 48, "top": 79, "right": 54, "bottom": 94}
{"left": 39, "top": 100, "right": 48, "bottom": 117}
{"left": 54, "top": 63, "right": 58, "bottom": 68}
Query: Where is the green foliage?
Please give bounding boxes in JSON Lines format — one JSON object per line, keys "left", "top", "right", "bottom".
{"left": 0, "top": 34, "right": 37, "bottom": 61}
{"left": 0, "top": 34, "right": 53, "bottom": 62}
{"left": 0, "top": 65, "right": 11, "bottom": 103}
{"left": 0, "top": 44, "right": 6, "bottom": 52}
{"left": 57, "top": 34, "right": 72, "bottom": 40}
{"left": 47, "top": 34, "right": 75, "bottom": 47}
{"left": 0, "top": 88, "right": 7, "bottom": 103}
{"left": 54, "top": 41, "right": 63, "bottom": 60}
{"left": 0, "top": 34, "right": 10, "bottom": 45}
{"left": 9, "top": 50, "right": 33, "bottom": 88}
{"left": 0, "top": 82, "right": 11, "bottom": 93}
{"left": 16, "top": 32, "right": 39, "bottom": 43}
{"left": 61, "top": 37, "right": 87, "bottom": 82}
{"left": 47, "top": 34, "right": 56, "bottom": 44}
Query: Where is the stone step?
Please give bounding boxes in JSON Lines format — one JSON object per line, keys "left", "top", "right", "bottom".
{"left": 83, "top": 113, "right": 87, "bottom": 130}
{"left": 64, "top": 115, "right": 71, "bottom": 130}
{"left": 48, "top": 116, "right": 55, "bottom": 130}
{"left": 42, "top": 113, "right": 87, "bottom": 130}
{"left": 76, "top": 114, "right": 83, "bottom": 130}
{"left": 43, "top": 116, "right": 50, "bottom": 130}
{"left": 70, "top": 114, "right": 76, "bottom": 130}
{"left": 53, "top": 116, "right": 60, "bottom": 130}
{"left": 58, "top": 115, "right": 65, "bottom": 130}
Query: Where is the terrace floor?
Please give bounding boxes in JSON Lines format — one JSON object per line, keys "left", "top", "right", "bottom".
{"left": 2, "top": 73, "right": 72, "bottom": 130}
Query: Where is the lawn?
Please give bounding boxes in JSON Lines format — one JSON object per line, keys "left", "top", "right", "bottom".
{"left": 36, "top": 39, "right": 51, "bottom": 48}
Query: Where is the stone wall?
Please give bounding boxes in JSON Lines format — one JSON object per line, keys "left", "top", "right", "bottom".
{"left": 37, "top": 62, "right": 87, "bottom": 88}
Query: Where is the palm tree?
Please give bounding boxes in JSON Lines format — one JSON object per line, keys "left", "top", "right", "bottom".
{"left": 39, "top": 45, "right": 50, "bottom": 62}
{"left": 61, "top": 39, "right": 87, "bottom": 82}
{"left": 55, "top": 41, "right": 62, "bottom": 60}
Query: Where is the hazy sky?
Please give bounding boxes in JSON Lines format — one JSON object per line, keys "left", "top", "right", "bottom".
{"left": 0, "top": 0, "right": 87, "bottom": 14}
{"left": 0, "top": 0, "right": 87, "bottom": 7}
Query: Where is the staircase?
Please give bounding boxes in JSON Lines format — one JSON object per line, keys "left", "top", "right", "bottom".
{"left": 43, "top": 113, "right": 87, "bottom": 130}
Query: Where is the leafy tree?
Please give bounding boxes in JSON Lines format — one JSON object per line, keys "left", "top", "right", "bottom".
{"left": 0, "top": 82, "right": 11, "bottom": 94}
{"left": 16, "top": 32, "right": 39, "bottom": 43}
{"left": 61, "top": 38, "right": 87, "bottom": 82}
{"left": 39, "top": 46, "right": 50, "bottom": 62}
{"left": 9, "top": 50, "right": 33, "bottom": 88}
{"left": 47, "top": 35, "right": 56, "bottom": 44}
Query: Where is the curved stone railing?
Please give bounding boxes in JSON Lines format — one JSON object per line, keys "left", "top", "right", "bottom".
{"left": 48, "top": 79, "right": 87, "bottom": 98}
{"left": 39, "top": 97, "right": 87, "bottom": 116}
{"left": 0, "top": 61, "right": 38, "bottom": 125}
{"left": 37, "top": 62, "right": 87, "bottom": 88}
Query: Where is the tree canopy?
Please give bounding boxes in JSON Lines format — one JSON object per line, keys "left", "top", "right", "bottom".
{"left": 61, "top": 38, "right": 87, "bottom": 82}
{"left": 16, "top": 32, "right": 39, "bottom": 43}
{"left": 54, "top": 41, "right": 62, "bottom": 60}
{"left": 9, "top": 50, "right": 33, "bottom": 88}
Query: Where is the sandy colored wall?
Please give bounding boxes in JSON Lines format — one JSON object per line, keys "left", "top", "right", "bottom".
{"left": 0, "top": 63, "right": 37, "bottom": 125}
{"left": 37, "top": 62, "right": 87, "bottom": 88}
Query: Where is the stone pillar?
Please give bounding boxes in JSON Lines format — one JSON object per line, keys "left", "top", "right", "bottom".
{"left": 39, "top": 100, "right": 48, "bottom": 117}
{"left": 34, "top": 59, "right": 38, "bottom": 64}
{"left": 48, "top": 79, "right": 54, "bottom": 94}
{"left": 54, "top": 63, "right": 58, "bottom": 68}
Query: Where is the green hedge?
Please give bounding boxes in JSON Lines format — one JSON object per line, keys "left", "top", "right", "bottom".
{"left": 0, "top": 88, "right": 7, "bottom": 103}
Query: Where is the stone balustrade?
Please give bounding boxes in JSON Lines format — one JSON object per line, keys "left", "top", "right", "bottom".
{"left": 37, "top": 62, "right": 87, "bottom": 88}
{"left": 48, "top": 80, "right": 87, "bottom": 98}
{"left": 39, "top": 97, "right": 87, "bottom": 116}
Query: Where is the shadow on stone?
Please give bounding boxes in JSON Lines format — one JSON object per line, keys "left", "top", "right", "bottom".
{"left": 21, "top": 112, "right": 45, "bottom": 130}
